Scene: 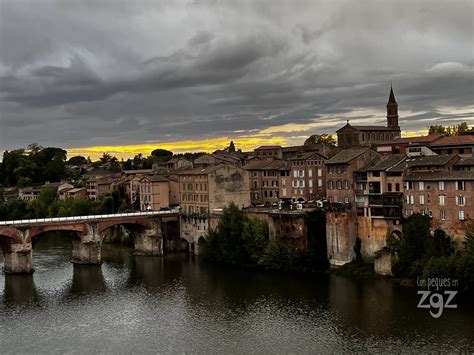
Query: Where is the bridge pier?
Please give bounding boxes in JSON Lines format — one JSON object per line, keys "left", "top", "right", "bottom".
{"left": 72, "top": 234, "right": 102, "bottom": 265}
{"left": 134, "top": 229, "right": 163, "bottom": 256}
{"left": 3, "top": 242, "right": 33, "bottom": 274}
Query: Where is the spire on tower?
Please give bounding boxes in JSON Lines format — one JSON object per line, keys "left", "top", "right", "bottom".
{"left": 388, "top": 85, "right": 397, "bottom": 104}
{"left": 386, "top": 84, "right": 399, "bottom": 129}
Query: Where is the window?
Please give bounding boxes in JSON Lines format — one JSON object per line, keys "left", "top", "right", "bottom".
{"left": 440, "top": 210, "right": 446, "bottom": 221}
{"left": 456, "top": 195, "right": 465, "bottom": 206}
{"left": 439, "top": 195, "right": 445, "bottom": 206}
{"left": 309, "top": 180, "right": 313, "bottom": 188}
{"left": 439, "top": 181, "right": 445, "bottom": 191}
{"left": 387, "top": 183, "right": 392, "bottom": 192}
{"left": 456, "top": 181, "right": 465, "bottom": 191}
{"left": 253, "top": 181, "right": 258, "bottom": 188}
{"left": 459, "top": 210, "right": 465, "bottom": 220}
{"left": 308, "top": 169, "right": 312, "bottom": 177}
{"left": 318, "top": 179, "right": 322, "bottom": 187}
{"left": 395, "top": 183, "right": 400, "bottom": 192}
{"left": 293, "top": 170, "right": 297, "bottom": 178}
{"left": 419, "top": 181, "right": 425, "bottom": 191}
{"left": 318, "top": 168, "right": 322, "bottom": 177}
{"left": 419, "top": 195, "right": 425, "bottom": 205}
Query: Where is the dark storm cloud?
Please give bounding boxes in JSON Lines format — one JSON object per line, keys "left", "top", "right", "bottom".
{"left": 0, "top": 0, "right": 472, "bottom": 151}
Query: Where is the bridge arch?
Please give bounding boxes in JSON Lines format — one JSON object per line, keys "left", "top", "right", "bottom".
{"left": 0, "top": 227, "right": 23, "bottom": 244}
{"left": 27, "top": 224, "right": 87, "bottom": 243}
{"left": 98, "top": 219, "right": 153, "bottom": 237}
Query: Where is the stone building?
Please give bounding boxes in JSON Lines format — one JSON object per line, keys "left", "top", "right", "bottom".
{"left": 86, "top": 176, "right": 115, "bottom": 201}
{"left": 137, "top": 175, "right": 179, "bottom": 211}
{"left": 18, "top": 182, "right": 61, "bottom": 201}
{"left": 325, "top": 147, "right": 380, "bottom": 207}
{"left": 18, "top": 186, "right": 42, "bottom": 201}
{"left": 376, "top": 134, "right": 442, "bottom": 155}
{"left": 290, "top": 151, "right": 327, "bottom": 202}
{"left": 178, "top": 163, "right": 251, "bottom": 254}
{"left": 429, "top": 135, "right": 474, "bottom": 156}
{"left": 253, "top": 145, "right": 283, "bottom": 159}
{"left": 376, "top": 134, "right": 474, "bottom": 157}
{"left": 336, "top": 87, "right": 401, "bottom": 149}
{"left": 325, "top": 147, "right": 381, "bottom": 265}
{"left": 62, "top": 187, "right": 88, "bottom": 200}
{"left": 354, "top": 154, "right": 406, "bottom": 257}
{"left": 243, "top": 159, "right": 290, "bottom": 206}
{"left": 402, "top": 155, "right": 472, "bottom": 247}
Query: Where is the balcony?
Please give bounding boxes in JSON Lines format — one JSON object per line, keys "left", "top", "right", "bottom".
{"left": 370, "top": 207, "right": 402, "bottom": 219}
{"left": 368, "top": 195, "right": 384, "bottom": 206}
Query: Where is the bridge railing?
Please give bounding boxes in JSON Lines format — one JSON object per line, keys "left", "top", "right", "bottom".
{"left": 0, "top": 208, "right": 181, "bottom": 226}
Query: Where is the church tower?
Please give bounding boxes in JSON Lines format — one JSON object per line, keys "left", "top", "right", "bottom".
{"left": 386, "top": 85, "right": 399, "bottom": 128}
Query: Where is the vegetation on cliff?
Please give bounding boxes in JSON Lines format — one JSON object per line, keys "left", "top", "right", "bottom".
{"left": 201, "top": 203, "right": 328, "bottom": 271}
{"left": 389, "top": 214, "right": 474, "bottom": 293}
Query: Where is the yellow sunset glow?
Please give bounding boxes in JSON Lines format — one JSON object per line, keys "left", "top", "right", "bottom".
{"left": 67, "top": 135, "right": 289, "bottom": 160}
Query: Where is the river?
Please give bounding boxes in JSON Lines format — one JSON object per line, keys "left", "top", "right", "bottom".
{"left": 1, "top": 235, "right": 473, "bottom": 353}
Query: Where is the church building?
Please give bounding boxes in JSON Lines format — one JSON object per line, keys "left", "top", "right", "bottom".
{"left": 336, "top": 87, "right": 401, "bottom": 149}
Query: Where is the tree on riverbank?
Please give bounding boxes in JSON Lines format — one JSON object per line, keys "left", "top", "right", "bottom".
{"left": 389, "top": 214, "right": 474, "bottom": 294}
{"left": 201, "top": 203, "right": 328, "bottom": 271}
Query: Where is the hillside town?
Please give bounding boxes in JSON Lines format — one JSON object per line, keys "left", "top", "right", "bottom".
{"left": 1, "top": 88, "right": 473, "bottom": 274}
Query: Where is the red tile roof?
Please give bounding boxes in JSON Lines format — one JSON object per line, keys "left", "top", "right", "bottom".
{"left": 430, "top": 135, "right": 474, "bottom": 146}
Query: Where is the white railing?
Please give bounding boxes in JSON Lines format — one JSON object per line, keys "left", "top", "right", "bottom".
{"left": 0, "top": 208, "right": 180, "bottom": 226}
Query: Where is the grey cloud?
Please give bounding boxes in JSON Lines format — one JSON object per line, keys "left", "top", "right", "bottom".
{"left": 0, "top": 0, "right": 473, "bottom": 151}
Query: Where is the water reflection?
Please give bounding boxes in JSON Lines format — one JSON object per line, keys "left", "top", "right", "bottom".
{"left": 1, "top": 236, "right": 473, "bottom": 353}
{"left": 129, "top": 256, "right": 165, "bottom": 289}
{"left": 70, "top": 264, "right": 107, "bottom": 294}
{"left": 3, "top": 274, "right": 40, "bottom": 306}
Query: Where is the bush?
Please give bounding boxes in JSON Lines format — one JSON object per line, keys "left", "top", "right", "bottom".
{"left": 202, "top": 204, "right": 329, "bottom": 271}
{"left": 258, "top": 237, "right": 294, "bottom": 271}
{"left": 422, "top": 255, "right": 474, "bottom": 293}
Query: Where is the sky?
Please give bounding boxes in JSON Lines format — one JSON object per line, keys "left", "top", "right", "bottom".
{"left": 0, "top": 0, "right": 473, "bottom": 160}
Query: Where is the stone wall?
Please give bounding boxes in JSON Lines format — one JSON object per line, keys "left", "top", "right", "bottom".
{"left": 357, "top": 217, "right": 401, "bottom": 258}
{"left": 326, "top": 211, "right": 358, "bottom": 265}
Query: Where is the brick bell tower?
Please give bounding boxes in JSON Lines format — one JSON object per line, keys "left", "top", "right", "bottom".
{"left": 386, "top": 85, "right": 399, "bottom": 129}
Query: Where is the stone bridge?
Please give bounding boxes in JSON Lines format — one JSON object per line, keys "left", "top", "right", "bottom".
{"left": 0, "top": 210, "right": 179, "bottom": 274}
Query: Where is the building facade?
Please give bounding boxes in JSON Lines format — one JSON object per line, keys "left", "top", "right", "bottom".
{"left": 178, "top": 164, "right": 251, "bottom": 254}
{"left": 290, "top": 152, "right": 327, "bottom": 202}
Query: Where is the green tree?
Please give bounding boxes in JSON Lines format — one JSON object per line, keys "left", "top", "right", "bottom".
{"left": 242, "top": 218, "right": 269, "bottom": 264}
{"left": 465, "top": 221, "right": 474, "bottom": 256}
{"left": 394, "top": 214, "right": 431, "bottom": 277}
{"left": 151, "top": 149, "right": 173, "bottom": 161}
{"left": 33, "top": 187, "right": 58, "bottom": 217}
{"left": 304, "top": 134, "right": 336, "bottom": 147}
{"left": 428, "top": 122, "right": 470, "bottom": 136}
{"left": 258, "top": 237, "right": 294, "bottom": 270}
{"left": 67, "top": 156, "right": 88, "bottom": 165}
{"left": 425, "top": 228, "right": 454, "bottom": 258}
